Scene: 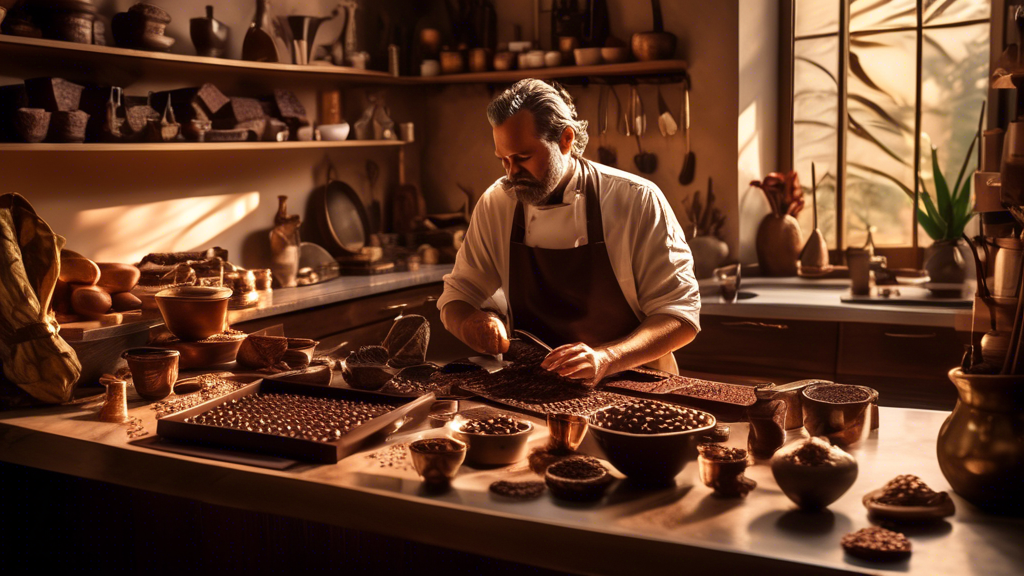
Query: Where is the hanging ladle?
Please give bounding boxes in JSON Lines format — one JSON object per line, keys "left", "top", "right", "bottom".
{"left": 597, "top": 84, "right": 617, "bottom": 166}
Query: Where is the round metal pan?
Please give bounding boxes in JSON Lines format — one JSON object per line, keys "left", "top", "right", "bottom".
{"left": 318, "top": 170, "right": 369, "bottom": 255}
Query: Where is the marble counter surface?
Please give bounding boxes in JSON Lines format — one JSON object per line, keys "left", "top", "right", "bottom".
{"left": 0, "top": 386, "right": 1019, "bottom": 575}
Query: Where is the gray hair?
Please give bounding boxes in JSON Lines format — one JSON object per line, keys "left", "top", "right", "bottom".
{"left": 486, "top": 79, "right": 589, "bottom": 158}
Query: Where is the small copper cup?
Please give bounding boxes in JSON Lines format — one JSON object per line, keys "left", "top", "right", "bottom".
{"left": 547, "top": 412, "right": 588, "bottom": 452}
{"left": 122, "top": 347, "right": 179, "bottom": 401}
{"left": 698, "top": 443, "right": 756, "bottom": 497}
{"left": 409, "top": 437, "right": 467, "bottom": 491}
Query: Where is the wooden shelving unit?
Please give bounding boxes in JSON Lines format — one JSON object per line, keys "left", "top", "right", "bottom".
{"left": 0, "top": 140, "right": 406, "bottom": 152}
{"left": 0, "top": 35, "right": 687, "bottom": 86}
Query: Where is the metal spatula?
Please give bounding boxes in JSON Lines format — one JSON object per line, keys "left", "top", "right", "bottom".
{"left": 679, "top": 78, "right": 696, "bottom": 185}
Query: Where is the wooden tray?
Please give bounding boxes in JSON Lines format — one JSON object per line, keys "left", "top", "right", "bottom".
{"left": 157, "top": 379, "right": 434, "bottom": 463}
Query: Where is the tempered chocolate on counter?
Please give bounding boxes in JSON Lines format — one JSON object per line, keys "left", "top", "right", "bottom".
{"left": 383, "top": 314, "right": 430, "bottom": 368}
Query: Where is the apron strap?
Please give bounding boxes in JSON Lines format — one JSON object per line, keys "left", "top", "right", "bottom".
{"left": 510, "top": 158, "right": 604, "bottom": 245}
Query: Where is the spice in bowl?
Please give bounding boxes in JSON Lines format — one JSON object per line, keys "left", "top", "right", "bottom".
{"left": 698, "top": 443, "right": 755, "bottom": 497}
{"left": 770, "top": 437, "right": 858, "bottom": 510}
{"left": 805, "top": 384, "right": 871, "bottom": 403}
{"left": 453, "top": 416, "right": 533, "bottom": 467}
{"left": 545, "top": 455, "right": 613, "bottom": 502}
{"left": 409, "top": 437, "right": 467, "bottom": 490}
{"left": 460, "top": 416, "right": 531, "bottom": 435}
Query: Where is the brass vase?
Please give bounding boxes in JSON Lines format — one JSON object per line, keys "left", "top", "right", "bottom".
{"left": 937, "top": 368, "right": 1024, "bottom": 515}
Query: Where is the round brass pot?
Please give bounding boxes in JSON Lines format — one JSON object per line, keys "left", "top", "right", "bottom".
{"left": 630, "top": 31, "right": 676, "bottom": 61}
{"left": 938, "top": 368, "right": 1024, "bottom": 515}
{"left": 154, "top": 286, "right": 232, "bottom": 341}
{"left": 122, "top": 347, "right": 179, "bottom": 401}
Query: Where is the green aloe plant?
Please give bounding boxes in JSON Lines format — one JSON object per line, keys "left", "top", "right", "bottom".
{"left": 917, "top": 125, "right": 980, "bottom": 242}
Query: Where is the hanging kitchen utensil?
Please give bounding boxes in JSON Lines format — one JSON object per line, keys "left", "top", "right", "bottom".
{"left": 634, "top": 133, "right": 657, "bottom": 174}
{"left": 679, "top": 77, "right": 696, "bottom": 185}
{"left": 656, "top": 85, "right": 677, "bottom": 137}
{"left": 318, "top": 163, "right": 370, "bottom": 256}
{"left": 366, "top": 159, "right": 382, "bottom": 234}
{"left": 631, "top": 86, "right": 656, "bottom": 174}
{"left": 597, "top": 84, "right": 617, "bottom": 166}
{"left": 615, "top": 84, "right": 630, "bottom": 137}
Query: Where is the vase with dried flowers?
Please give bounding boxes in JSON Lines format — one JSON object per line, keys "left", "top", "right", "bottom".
{"left": 682, "top": 177, "right": 728, "bottom": 279}
{"left": 750, "top": 171, "right": 804, "bottom": 276}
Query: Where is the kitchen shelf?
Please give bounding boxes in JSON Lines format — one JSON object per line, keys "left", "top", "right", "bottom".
{"left": 0, "top": 35, "right": 406, "bottom": 85}
{"left": 0, "top": 35, "right": 687, "bottom": 86}
{"left": 0, "top": 140, "right": 406, "bottom": 152}
{"left": 414, "top": 60, "right": 689, "bottom": 84}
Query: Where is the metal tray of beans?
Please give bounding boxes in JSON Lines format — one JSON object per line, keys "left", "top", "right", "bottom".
{"left": 156, "top": 379, "right": 435, "bottom": 463}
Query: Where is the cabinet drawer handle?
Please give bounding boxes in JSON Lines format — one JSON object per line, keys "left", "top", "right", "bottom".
{"left": 883, "top": 332, "right": 936, "bottom": 339}
{"left": 721, "top": 321, "right": 789, "bottom": 330}
{"left": 424, "top": 295, "right": 439, "bottom": 303}
{"left": 381, "top": 303, "right": 410, "bottom": 313}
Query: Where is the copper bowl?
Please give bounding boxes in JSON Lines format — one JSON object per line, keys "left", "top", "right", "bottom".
{"left": 122, "top": 347, "right": 179, "bottom": 401}
{"left": 801, "top": 383, "right": 879, "bottom": 447}
{"left": 154, "top": 286, "right": 232, "bottom": 341}
{"left": 631, "top": 31, "right": 676, "bottom": 61}
{"left": 409, "top": 437, "right": 467, "bottom": 490}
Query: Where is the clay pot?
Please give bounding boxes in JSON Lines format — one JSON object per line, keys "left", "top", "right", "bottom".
{"left": 924, "top": 239, "right": 966, "bottom": 284}
{"left": 631, "top": 31, "right": 676, "bottom": 61}
{"left": 756, "top": 214, "right": 803, "bottom": 277}
{"left": 689, "top": 235, "right": 729, "bottom": 280}
{"left": 51, "top": 110, "right": 89, "bottom": 143}
{"left": 439, "top": 50, "right": 465, "bottom": 74}
{"left": 190, "top": 5, "right": 230, "bottom": 58}
{"left": 14, "top": 108, "right": 50, "bottom": 143}
{"left": 939, "top": 368, "right": 1024, "bottom": 515}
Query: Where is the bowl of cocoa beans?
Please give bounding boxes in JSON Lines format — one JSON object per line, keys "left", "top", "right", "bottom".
{"left": 453, "top": 415, "right": 533, "bottom": 467}
{"left": 588, "top": 399, "right": 716, "bottom": 483}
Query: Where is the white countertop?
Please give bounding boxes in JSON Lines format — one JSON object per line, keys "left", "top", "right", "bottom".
{"left": 0, "top": 389, "right": 1019, "bottom": 575}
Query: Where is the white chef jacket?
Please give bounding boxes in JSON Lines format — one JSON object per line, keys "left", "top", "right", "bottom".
{"left": 438, "top": 160, "right": 701, "bottom": 372}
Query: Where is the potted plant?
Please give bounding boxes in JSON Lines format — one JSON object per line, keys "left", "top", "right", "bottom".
{"left": 682, "top": 177, "right": 728, "bottom": 279}
{"left": 750, "top": 171, "right": 804, "bottom": 276}
{"left": 918, "top": 136, "right": 978, "bottom": 288}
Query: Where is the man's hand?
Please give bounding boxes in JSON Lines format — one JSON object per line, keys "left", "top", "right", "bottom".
{"left": 541, "top": 342, "right": 615, "bottom": 387}
{"left": 461, "top": 310, "right": 511, "bottom": 355}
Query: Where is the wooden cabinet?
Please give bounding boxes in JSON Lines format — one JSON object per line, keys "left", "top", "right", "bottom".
{"left": 676, "top": 313, "right": 964, "bottom": 410}
{"left": 674, "top": 315, "right": 839, "bottom": 384}
{"left": 235, "top": 282, "right": 474, "bottom": 365}
{"left": 836, "top": 323, "right": 962, "bottom": 411}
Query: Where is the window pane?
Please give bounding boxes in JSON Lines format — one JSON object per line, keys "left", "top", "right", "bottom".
{"left": 919, "top": 22, "right": 989, "bottom": 242}
{"left": 923, "top": 0, "right": 990, "bottom": 26}
{"left": 847, "top": 31, "right": 917, "bottom": 247}
{"left": 793, "top": 37, "right": 839, "bottom": 248}
{"left": 851, "top": 0, "right": 916, "bottom": 33}
{"left": 796, "top": 0, "right": 838, "bottom": 38}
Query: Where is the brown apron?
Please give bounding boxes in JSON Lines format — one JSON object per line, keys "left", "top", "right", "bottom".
{"left": 508, "top": 158, "right": 640, "bottom": 348}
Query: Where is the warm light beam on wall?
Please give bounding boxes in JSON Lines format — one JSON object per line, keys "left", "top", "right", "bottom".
{"left": 73, "top": 192, "right": 261, "bottom": 262}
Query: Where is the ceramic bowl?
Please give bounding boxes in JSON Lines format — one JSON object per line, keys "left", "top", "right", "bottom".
{"left": 317, "top": 122, "right": 350, "bottom": 141}
{"left": 453, "top": 419, "right": 533, "bottom": 467}
{"left": 631, "top": 31, "right": 676, "bottom": 61}
{"left": 545, "top": 455, "right": 614, "bottom": 502}
{"left": 771, "top": 439, "right": 859, "bottom": 510}
{"left": 600, "top": 46, "right": 631, "bottom": 64}
{"left": 588, "top": 405, "right": 715, "bottom": 483}
{"left": 573, "top": 47, "right": 602, "bottom": 66}
{"left": 154, "top": 286, "right": 232, "bottom": 341}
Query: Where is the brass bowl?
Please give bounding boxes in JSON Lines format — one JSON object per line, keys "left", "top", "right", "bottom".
{"left": 453, "top": 420, "right": 533, "bottom": 467}
{"left": 630, "top": 31, "right": 676, "bottom": 61}
{"left": 154, "top": 286, "right": 232, "bottom": 341}
{"left": 409, "top": 437, "right": 467, "bottom": 490}
{"left": 122, "top": 347, "right": 179, "bottom": 401}
{"left": 801, "top": 383, "right": 879, "bottom": 447}
{"left": 547, "top": 412, "right": 588, "bottom": 451}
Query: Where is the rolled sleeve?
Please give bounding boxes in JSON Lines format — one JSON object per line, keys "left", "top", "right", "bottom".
{"left": 630, "top": 186, "right": 702, "bottom": 333}
{"left": 437, "top": 186, "right": 505, "bottom": 314}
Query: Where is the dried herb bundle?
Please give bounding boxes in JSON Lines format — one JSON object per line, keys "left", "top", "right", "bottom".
{"left": 750, "top": 172, "right": 804, "bottom": 218}
{"left": 682, "top": 177, "right": 726, "bottom": 238}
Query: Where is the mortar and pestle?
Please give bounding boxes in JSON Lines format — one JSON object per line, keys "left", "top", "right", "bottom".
{"left": 799, "top": 163, "right": 832, "bottom": 274}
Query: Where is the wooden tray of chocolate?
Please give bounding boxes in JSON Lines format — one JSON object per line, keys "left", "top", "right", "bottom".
{"left": 156, "top": 379, "right": 435, "bottom": 463}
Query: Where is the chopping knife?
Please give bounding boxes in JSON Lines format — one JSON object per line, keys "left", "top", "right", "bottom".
{"left": 513, "top": 328, "right": 553, "bottom": 352}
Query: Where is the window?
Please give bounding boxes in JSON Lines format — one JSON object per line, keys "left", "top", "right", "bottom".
{"left": 790, "top": 0, "right": 990, "bottom": 253}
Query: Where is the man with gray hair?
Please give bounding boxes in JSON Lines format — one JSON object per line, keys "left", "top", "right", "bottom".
{"left": 438, "top": 79, "right": 700, "bottom": 385}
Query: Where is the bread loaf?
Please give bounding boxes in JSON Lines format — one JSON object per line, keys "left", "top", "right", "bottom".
{"left": 71, "top": 285, "right": 112, "bottom": 316}
{"left": 111, "top": 291, "right": 142, "bottom": 312}
{"left": 52, "top": 279, "right": 72, "bottom": 314}
{"left": 97, "top": 263, "right": 141, "bottom": 293}
{"left": 59, "top": 256, "right": 100, "bottom": 285}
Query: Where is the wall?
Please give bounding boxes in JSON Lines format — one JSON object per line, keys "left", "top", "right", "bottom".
{"left": 737, "top": 0, "right": 781, "bottom": 265}
{"left": 0, "top": 0, "right": 749, "bottom": 271}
